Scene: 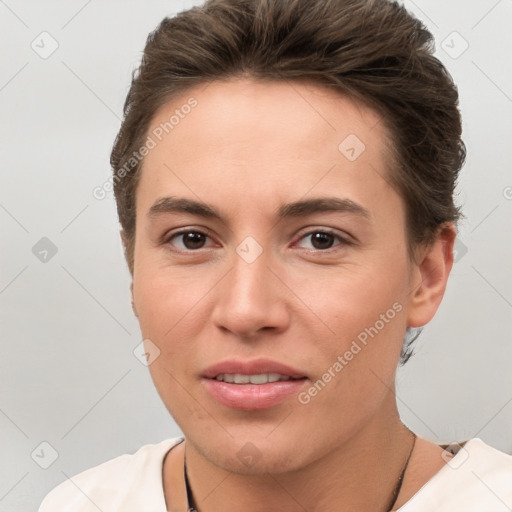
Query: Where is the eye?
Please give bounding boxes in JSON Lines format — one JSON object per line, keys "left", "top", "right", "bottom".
{"left": 295, "top": 229, "right": 350, "bottom": 251}
{"left": 166, "top": 230, "right": 215, "bottom": 251}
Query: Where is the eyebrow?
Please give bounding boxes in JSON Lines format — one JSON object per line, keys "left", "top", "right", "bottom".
{"left": 148, "top": 196, "right": 370, "bottom": 221}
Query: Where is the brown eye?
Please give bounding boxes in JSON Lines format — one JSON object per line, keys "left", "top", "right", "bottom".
{"left": 296, "top": 229, "right": 350, "bottom": 251}
{"left": 310, "top": 232, "right": 336, "bottom": 250}
{"left": 168, "top": 230, "right": 211, "bottom": 250}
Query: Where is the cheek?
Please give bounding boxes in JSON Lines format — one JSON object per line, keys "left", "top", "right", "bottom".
{"left": 297, "top": 260, "right": 407, "bottom": 333}
{"left": 299, "top": 274, "right": 407, "bottom": 425}
{"left": 134, "top": 271, "right": 206, "bottom": 411}
{"left": 297, "top": 260, "right": 409, "bottom": 387}
{"left": 133, "top": 264, "right": 210, "bottom": 340}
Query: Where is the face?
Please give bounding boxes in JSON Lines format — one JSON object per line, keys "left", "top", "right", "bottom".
{"left": 131, "top": 79, "right": 426, "bottom": 474}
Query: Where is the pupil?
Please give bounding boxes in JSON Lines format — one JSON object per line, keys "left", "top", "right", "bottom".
{"left": 312, "top": 232, "right": 334, "bottom": 250}
{"left": 184, "top": 232, "right": 205, "bottom": 249}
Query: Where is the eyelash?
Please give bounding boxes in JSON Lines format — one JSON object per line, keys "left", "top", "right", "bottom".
{"left": 164, "top": 228, "right": 352, "bottom": 253}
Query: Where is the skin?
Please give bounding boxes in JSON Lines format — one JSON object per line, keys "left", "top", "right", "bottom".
{"left": 127, "top": 78, "right": 456, "bottom": 511}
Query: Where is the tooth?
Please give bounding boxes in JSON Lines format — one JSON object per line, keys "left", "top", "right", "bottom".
{"left": 233, "top": 374, "right": 250, "bottom": 384}
{"left": 249, "top": 374, "right": 268, "bottom": 384}
{"left": 214, "top": 373, "right": 295, "bottom": 384}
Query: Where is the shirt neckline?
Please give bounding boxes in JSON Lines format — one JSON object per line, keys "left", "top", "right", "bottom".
{"left": 394, "top": 438, "right": 477, "bottom": 510}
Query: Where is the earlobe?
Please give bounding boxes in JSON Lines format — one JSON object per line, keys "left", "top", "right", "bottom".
{"left": 406, "top": 223, "right": 456, "bottom": 328}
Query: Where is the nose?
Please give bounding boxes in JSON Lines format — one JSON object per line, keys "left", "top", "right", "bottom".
{"left": 210, "top": 248, "right": 290, "bottom": 340}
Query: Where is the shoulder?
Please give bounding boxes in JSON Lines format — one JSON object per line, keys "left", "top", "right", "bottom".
{"left": 38, "top": 437, "right": 184, "bottom": 512}
{"left": 453, "top": 437, "right": 512, "bottom": 487}
{"left": 401, "top": 438, "right": 512, "bottom": 512}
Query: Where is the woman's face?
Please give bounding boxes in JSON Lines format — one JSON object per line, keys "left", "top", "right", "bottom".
{"left": 131, "top": 79, "right": 430, "bottom": 474}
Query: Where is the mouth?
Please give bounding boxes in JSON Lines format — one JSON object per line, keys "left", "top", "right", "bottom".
{"left": 213, "top": 373, "right": 303, "bottom": 384}
{"left": 201, "top": 359, "right": 308, "bottom": 410}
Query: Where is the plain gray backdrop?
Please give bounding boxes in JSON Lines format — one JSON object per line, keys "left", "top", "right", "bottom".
{"left": 1, "top": 1, "right": 511, "bottom": 510}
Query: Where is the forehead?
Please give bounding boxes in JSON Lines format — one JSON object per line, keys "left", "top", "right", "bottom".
{"left": 137, "top": 78, "right": 395, "bottom": 215}
{"left": 148, "top": 78, "right": 386, "bottom": 158}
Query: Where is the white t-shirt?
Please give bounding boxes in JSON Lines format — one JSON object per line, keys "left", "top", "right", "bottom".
{"left": 38, "top": 437, "right": 512, "bottom": 512}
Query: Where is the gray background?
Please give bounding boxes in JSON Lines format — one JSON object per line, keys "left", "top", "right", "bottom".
{"left": 1, "top": 1, "right": 511, "bottom": 510}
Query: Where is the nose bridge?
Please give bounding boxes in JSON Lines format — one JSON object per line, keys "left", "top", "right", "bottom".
{"left": 228, "top": 231, "right": 271, "bottom": 293}
{"left": 211, "top": 238, "right": 288, "bottom": 336}
{"left": 232, "top": 243, "right": 269, "bottom": 296}
{"left": 228, "top": 241, "right": 273, "bottom": 310}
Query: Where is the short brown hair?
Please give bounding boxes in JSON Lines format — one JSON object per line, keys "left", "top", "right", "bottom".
{"left": 110, "top": 0, "right": 466, "bottom": 360}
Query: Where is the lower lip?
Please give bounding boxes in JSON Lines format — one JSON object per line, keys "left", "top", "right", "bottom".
{"left": 203, "top": 378, "right": 307, "bottom": 410}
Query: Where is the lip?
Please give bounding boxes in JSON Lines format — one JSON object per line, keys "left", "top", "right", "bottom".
{"left": 201, "top": 358, "right": 308, "bottom": 410}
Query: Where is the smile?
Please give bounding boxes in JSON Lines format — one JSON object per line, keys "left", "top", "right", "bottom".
{"left": 214, "top": 373, "right": 299, "bottom": 384}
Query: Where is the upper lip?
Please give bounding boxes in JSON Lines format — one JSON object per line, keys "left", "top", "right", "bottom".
{"left": 202, "top": 358, "right": 307, "bottom": 379}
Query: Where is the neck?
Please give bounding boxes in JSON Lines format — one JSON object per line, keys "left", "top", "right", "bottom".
{"left": 181, "top": 393, "right": 414, "bottom": 512}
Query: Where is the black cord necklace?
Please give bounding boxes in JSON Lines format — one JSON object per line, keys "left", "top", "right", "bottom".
{"left": 386, "top": 431, "right": 417, "bottom": 511}
{"left": 183, "top": 432, "right": 416, "bottom": 512}
{"left": 183, "top": 457, "right": 195, "bottom": 512}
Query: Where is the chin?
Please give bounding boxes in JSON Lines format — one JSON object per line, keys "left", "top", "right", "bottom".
{"left": 187, "top": 428, "right": 317, "bottom": 476}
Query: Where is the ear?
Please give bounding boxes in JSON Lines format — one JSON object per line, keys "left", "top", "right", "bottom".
{"left": 406, "top": 223, "right": 456, "bottom": 328}
{"left": 120, "top": 230, "right": 138, "bottom": 317}
{"left": 130, "top": 281, "right": 138, "bottom": 317}
{"left": 120, "top": 229, "right": 128, "bottom": 263}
